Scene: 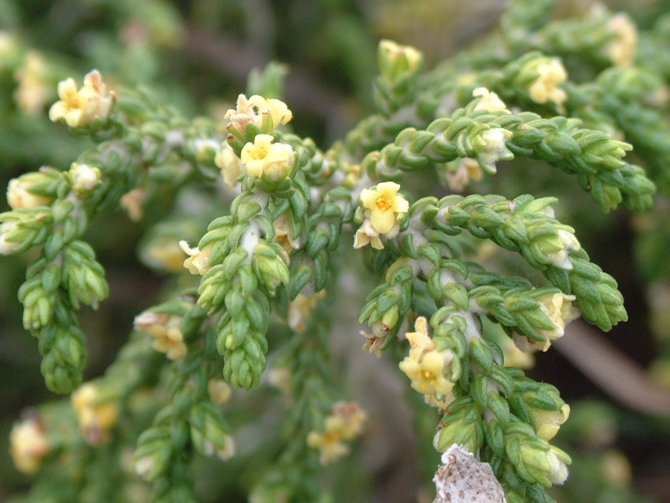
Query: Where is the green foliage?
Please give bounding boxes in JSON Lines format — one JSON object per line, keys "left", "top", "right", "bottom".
{"left": 2, "top": 1, "right": 670, "bottom": 503}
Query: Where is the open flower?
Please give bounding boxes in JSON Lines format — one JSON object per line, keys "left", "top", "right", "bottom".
{"left": 240, "top": 134, "right": 295, "bottom": 182}
{"left": 179, "top": 241, "right": 213, "bottom": 276}
{"left": 307, "top": 402, "right": 367, "bottom": 465}
{"left": 354, "top": 182, "right": 409, "bottom": 250}
{"left": 399, "top": 317, "right": 457, "bottom": 400}
{"left": 72, "top": 383, "right": 119, "bottom": 445}
{"left": 49, "top": 70, "right": 114, "bottom": 128}
{"left": 134, "top": 311, "right": 188, "bottom": 360}
{"left": 224, "top": 94, "right": 292, "bottom": 134}
{"left": 10, "top": 416, "right": 50, "bottom": 474}
{"left": 527, "top": 59, "right": 568, "bottom": 106}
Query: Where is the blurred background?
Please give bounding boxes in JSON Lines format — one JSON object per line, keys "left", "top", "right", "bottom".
{"left": 2, "top": 0, "right": 670, "bottom": 501}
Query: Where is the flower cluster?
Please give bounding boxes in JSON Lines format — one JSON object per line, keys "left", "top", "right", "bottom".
{"left": 134, "top": 311, "right": 188, "bottom": 360}
{"left": 10, "top": 415, "right": 50, "bottom": 474}
{"left": 354, "top": 182, "right": 409, "bottom": 250}
{"left": 48, "top": 70, "right": 115, "bottom": 128}
{"left": 398, "top": 317, "right": 457, "bottom": 410}
{"left": 306, "top": 402, "right": 367, "bottom": 465}
{"left": 71, "top": 383, "right": 119, "bottom": 445}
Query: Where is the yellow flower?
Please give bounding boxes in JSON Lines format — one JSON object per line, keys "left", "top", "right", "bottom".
{"left": 399, "top": 350, "right": 456, "bottom": 396}
{"left": 134, "top": 311, "right": 188, "bottom": 360}
{"left": 514, "top": 293, "right": 579, "bottom": 352}
{"left": 307, "top": 402, "right": 367, "bottom": 465}
{"left": 214, "top": 142, "right": 244, "bottom": 188}
{"left": 533, "top": 404, "right": 571, "bottom": 441}
{"left": 240, "top": 134, "right": 295, "bottom": 182}
{"left": 307, "top": 429, "right": 349, "bottom": 465}
{"left": 120, "top": 188, "right": 147, "bottom": 222}
{"left": 179, "top": 240, "right": 213, "bottom": 276}
{"left": 605, "top": 13, "right": 637, "bottom": 68}
{"left": 354, "top": 182, "right": 409, "bottom": 249}
{"left": 14, "top": 51, "right": 51, "bottom": 115}
{"left": 473, "top": 87, "right": 509, "bottom": 113}
{"left": 224, "top": 94, "right": 292, "bottom": 134}
{"left": 288, "top": 290, "right": 326, "bottom": 332}
{"left": 7, "top": 178, "right": 51, "bottom": 209}
{"left": 49, "top": 70, "right": 115, "bottom": 128}
{"left": 528, "top": 59, "right": 568, "bottom": 106}
{"left": 405, "top": 316, "right": 435, "bottom": 357}
{"left": 273, "top": 213, "right": 301, "bottom": 253}
{"left": 248, "top": 95, "right": 293, "bottom": 130}
{"left": 71, "top": 383, "right": 119, "bottom": 445}
{"left": 10, "top": 416, "right": 50, "bottom": 474}
{"left": 445, "top": 158, "right": 484, "bottom": 192}
{"left": 208, "top": 379, "right": 233, "bottom": 406}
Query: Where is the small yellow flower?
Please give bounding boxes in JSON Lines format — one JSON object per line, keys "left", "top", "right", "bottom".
{"left": 208, "top": 379, "right": 233, "bottom": 406}
{"left": 10, "top": 416, "right": 50, "bottom": 474}
{"left": 179, "top": 240, "right": 213, "bottom": 276}
{"left": 514, "top": 293, "right": 579, "bottom": 352}
{"left": 445, "top": 158, "right": 484, "bottom": 192}
{"left": 399, "top": 350, "right": 456, "bottom": 396}
{"left": 7, "top": 178, "right": 51, "bottom": 209}
{"left": 49, "top": 70, "right": 115, "bottom": 128}
{"left": 224, "top": 94, "right": 292, "bottom": 134}
{"left": 214, "top": 142, "right": 244, "bottom": 188}
{"left": 473, "top": 87, "right": 509, "bottom": 113}
{"left": 605, "top": 13, "right": 637, "bottom": 68}
{"left": 134, "top": 311, "right": 188, "bottom": 360}
{"left": 307, "top": 402, "right": 367, "bottom": 465}
{"left": 14, "top": 52, "right": 51, "bottom": 115}
{"left": 405, "top": 316, "right": 435, "bottom": 358}
{"left": 248, "top": 95, "right": 293, "bottom": 130}
{"left": 354, "top": 182, "right": 409, "bottom": 250}
{"left": 527, "top": 59, "right": 568, "bottom": 106}
{"left": 533, "top": 404, "right": 571, "bottom": 441}
{"left": 71, "top": 383, "right": 119, "bottom": 445}
{"left": 288, "top": 290, "right": 326, "bottom": 332}
{"left": 120, "top": 188, "right": 147, "bottom": 222}
{"left": 240, "top": 134, "right": 295, "bottom": 182}
{"left": 273, "top": 213, "right": 301, "bottom": 253}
